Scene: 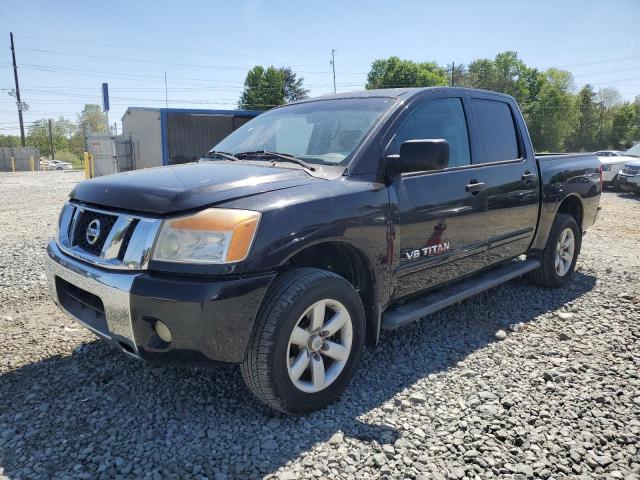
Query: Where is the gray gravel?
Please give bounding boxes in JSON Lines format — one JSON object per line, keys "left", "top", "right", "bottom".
{"left": 1, "top": 172, "right": 639, "bottom": 479}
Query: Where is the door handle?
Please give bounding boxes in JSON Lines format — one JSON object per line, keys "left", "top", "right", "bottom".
{"left": 465, "top": 181, "right": 486, "bottom": 194}
{"left": 521, "top": 171, "right": 537, "bottom": 183}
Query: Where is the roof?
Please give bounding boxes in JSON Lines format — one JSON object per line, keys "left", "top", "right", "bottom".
{"left": 289, "top": 86, "right": 515, "bottom": 105}
{"left": 122, "top": 107, "right": 260, "bottom": 121}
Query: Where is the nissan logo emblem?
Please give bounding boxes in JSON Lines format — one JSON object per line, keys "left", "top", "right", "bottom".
{"left": 85, "top": 219, "right": 101, "bottom": 245}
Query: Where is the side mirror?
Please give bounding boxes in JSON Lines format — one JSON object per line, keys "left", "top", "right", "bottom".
{"left": 387, "top": 139, "right": 449, "bottom": 176}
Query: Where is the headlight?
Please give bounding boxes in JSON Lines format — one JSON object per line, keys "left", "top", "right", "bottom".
{"left": 602, "top": 164, "right": 612, "bottom": 171}
{"left": 152, "top": 208, "right": 260, "bottom": 264}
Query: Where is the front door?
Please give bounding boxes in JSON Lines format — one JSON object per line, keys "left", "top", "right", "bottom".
{"left": 387, "top": 95, "right": 489, "bottom": 298}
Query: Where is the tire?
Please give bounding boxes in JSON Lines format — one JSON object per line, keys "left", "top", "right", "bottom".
{"left": 612, "top": 175, "right": 621, "bottom": 191}
{"left": 241, "top": 268, "right": 366, "bottom": 414}
{"left": 526, "top": 213, "right": 581, "bottom": 288}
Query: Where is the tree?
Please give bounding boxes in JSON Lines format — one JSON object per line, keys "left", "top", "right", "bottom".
{"left": 526, "top": 68, "right": 576, "bottom": 152}
{"left": 238, "top": 66, "right": 308, "bottom": 110}
{"left": 567, "top": 85, "right": 599, "bottom": 151}
{"left": 365, "top": 56, "right": 448, "bottom": 89}
{"left": 77, "top": 104, "right": 107, "bottom": 136}
{"left": 282, "top": 67, "right": 309, "bottom": 102}
{"left": 0, "top": 134, "right": 21, "bottom": 148}
{"left": 609, "top": 102, "right": 638, "bottom": 149}
{"left": 465, "top": 51, "right": 537, "bottom": 109}
{"left": 26, "top": 117, "right": 76, "bottom": 158}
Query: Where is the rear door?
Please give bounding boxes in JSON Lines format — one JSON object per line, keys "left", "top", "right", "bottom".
{"left": 467, "top": 95, "right": 539, "bottom": 264}
{"left": 386, "top": 92, "right": 490, "bottom": 298}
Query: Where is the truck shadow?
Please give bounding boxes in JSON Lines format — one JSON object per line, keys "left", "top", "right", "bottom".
{"left": 0, "top": 272, "right": 596, "bottom": 479}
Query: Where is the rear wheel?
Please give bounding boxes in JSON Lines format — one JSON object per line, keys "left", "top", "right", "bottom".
{"left": 241, "top": 268, "right": 365, "bottom": 414}
{"left": 527, "top": 213, "right": 581, "bottom": 288}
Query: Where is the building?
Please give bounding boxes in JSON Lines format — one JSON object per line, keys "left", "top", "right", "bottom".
{"left": 119, "top": 107, "right": 260, "bottom": 171}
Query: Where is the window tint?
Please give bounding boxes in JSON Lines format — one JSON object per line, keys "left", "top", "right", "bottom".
{"left": 472, "top": 99, "right": 519, "bottom": 162}
{"left": 390, "top": 98, "right": 471, "bottom": 168}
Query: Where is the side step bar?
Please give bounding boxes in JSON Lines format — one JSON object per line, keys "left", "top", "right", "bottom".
{"left": 381, "top": 259, "right": 540, "bottom": 331}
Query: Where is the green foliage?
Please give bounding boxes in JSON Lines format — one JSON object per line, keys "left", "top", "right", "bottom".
{"left": 54, "top": 149, "right": 83, "bottom": 168}
{"left": 526, "top": 68, "right": 576, "bottom": 152}
{"left": 610, "top": 102, "right": 639, "bottom": 149}
{"left": 0, "top": 134, "right": 21, "bottom": 148}
{"left": 26, "top": 117, "right": 76, "bottom": 157}
{"left": 282, "top": 67, "right": 309, "bottom": 103}
{"left": 366, "top": 56, "right": 448, "bottom": 89}
{"left": 365, "top": 51, "right": 640, "bottom": 152}
{"left": 77, "top": 104, "right": 107, "bottom": 136}
{"left": 238, "top": 66, "right": 308, "bottom": 110}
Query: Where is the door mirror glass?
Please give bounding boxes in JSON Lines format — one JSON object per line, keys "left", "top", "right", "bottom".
{"left": 388, "top": 139, "right": 449, "bottom": 175}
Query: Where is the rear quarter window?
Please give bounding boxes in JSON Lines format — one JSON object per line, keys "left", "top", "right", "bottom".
{"left": 472, "top": 99, "right": 520, "bottom": 162}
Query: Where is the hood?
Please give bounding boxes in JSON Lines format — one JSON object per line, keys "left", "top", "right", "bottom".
{"left": 624, "top": 158, "right": 640, "bottom": 167}
{"left": 70, "top": 162, "right": 318, "bottom": 215}
{"left": 598, "top": 155, "right": 636, "bottom": 165}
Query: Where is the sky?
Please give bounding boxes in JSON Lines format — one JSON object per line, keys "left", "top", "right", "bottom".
{"left": 0, "top": 0, "right": 639, "bottom": 136}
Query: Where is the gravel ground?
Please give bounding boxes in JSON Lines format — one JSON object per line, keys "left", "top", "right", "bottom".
{"left": 1, "top": 172, "right": 639, "bottom": 480}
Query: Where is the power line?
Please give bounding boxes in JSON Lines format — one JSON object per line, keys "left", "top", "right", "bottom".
{"left": 19, "top": 47, "right": 335, "bottom": 74}
{"left": 557, "top": 55, "right": 640, "bottom": 68}
{"left": 13, "top": 33, "right": 334, "bottom": 63}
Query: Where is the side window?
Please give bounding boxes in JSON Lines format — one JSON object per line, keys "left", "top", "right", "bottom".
{"left": 472, "top": 99, "right": 520, "bottom": 162}
{"left": 389, "top": 98, "right": 471, "bottom": 168}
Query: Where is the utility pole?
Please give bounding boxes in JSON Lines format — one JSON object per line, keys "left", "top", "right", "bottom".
{"left": 164, "top": 72, "right": 169, "bottom": 108}
{"left": 48, "top": 119, "right": 55, "bottom": 160}
{"left": 330, "top": 49, "right": 337, "bottom": 94}
{"left": 451, "top": 62, "right": 455, "bottom": 87}
{"left": 10, "top": 32, "right": 25, "bottom": 147}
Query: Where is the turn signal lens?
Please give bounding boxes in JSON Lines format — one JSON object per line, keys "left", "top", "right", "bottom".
{"left": 153, "top": 208, "right": 260, "bottom": 264}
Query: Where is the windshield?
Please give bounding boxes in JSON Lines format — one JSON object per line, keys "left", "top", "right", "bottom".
{"left": 212, "top": 97, "right": 396, "bottom": 166}
{"left": 623, "top": 143, "right": 640, "bottom": 157}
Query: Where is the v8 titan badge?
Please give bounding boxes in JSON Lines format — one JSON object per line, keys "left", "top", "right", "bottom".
{"left": 402, "top": 221, "right": 450, "bottom": 261}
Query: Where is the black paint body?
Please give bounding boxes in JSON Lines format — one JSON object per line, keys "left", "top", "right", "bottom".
{"left": 66, "top": 87, "right": 601, "bottom": 364}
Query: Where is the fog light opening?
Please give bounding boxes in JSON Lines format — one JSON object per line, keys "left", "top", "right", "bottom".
{"left": 154, "top": 320, "right": 172, "bottom": 343}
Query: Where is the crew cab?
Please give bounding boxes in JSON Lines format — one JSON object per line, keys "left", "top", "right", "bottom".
{"left": 46, "top": 88, "right": 601, "bottom": 413}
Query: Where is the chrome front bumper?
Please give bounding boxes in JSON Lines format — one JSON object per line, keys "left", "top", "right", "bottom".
{"left": 46, "top": 240, "right": 140, "bottom": 355}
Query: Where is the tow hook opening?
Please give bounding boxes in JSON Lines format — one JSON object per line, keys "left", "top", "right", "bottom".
{"left": 118, "top": 340, "right": 136, "bottom": 355}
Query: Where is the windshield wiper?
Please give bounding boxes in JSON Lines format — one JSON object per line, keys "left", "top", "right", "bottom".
{"left": 202, "top": 151, "right": 240, "bottom": 162}
{"left": 235, "top": 150, "right": 316, "bottom": 171}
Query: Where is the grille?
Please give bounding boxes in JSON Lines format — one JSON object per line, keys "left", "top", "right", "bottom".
{"left": 117, "top": 218, "right": 139, "bottom": 260}
{"left": 622, "top": 166, "right": 640, "bottom": 175}
{"left": 72, "top": 210, "right": 118, "bottom": 255}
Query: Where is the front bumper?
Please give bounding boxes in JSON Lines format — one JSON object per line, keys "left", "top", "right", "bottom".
{"left": 46, "top": 241, "right": 276, "bottom": 364}
{"left": 618, "top": 174, "right": 640, "bottom": 193}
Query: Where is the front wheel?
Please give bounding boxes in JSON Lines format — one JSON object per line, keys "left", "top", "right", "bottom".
{"left": 527, "top": 213, "right": 581, "bottom": 288}
{"left": 612, "top": 175, "right": 621, "bottom": 191}
{"left": 241, "top": 268, "right": 365, "bottom": 414}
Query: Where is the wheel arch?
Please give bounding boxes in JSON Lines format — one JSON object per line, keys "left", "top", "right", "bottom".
{"left": 281, "top": 239, "right": 380, "bottom": 347}
{"left": 556, "top": 194, "right": 584, "bottom": 230}
{"left": 531, "top": 193, "right": 585, "bottom": 251}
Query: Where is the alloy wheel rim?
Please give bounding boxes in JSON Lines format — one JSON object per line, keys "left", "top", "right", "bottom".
{"left": 286, "top": 299, "right": 353, "bottom": 393}
{"left": 555, "top": 227, "right": 575, "bottom": 277}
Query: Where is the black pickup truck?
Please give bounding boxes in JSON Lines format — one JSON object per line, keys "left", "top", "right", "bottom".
{"left": 47, "top": 87, "right": 601, "bottom": 413}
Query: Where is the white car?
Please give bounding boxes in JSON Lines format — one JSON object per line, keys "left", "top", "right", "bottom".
{"left": 44, "top": 160, "right": 73, "bottom": 171}
{"left": 594, "top": 150, "right": 624, "bottom": 157}
{"left": 597, "top": 144, "right": 639, "bottom": 189}
{"left": 618, "top": 159, "right": 640, "bottom": 193}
